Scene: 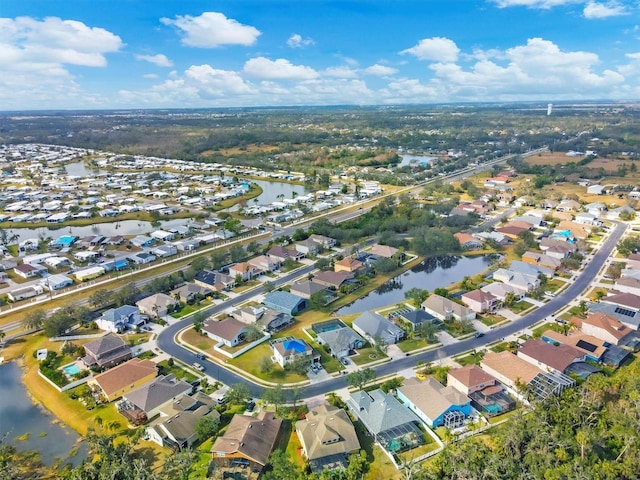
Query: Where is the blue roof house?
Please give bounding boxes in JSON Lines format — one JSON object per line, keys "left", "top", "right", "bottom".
{"left": 263, "top": 291, "right": 307, "bottom": 315}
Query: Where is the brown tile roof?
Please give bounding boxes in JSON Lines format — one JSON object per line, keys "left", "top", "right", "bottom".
{"left": 541, "top": 330, "right": 607, "bottom": 359}
{"left": 370, "top": 244, "right": 398, "bottom": 258}
{"left": 398, "top": 377, "right": 470, "bottom": 423}
{"left": 518, "top": 339, "right": 583, "bottom": 372}
{"left": 579, "top": 312, "right": 632, "bottom": 341}
{"left": 448, "top": 365, "right": 497, "bottom": 388}
{"left": 602, "top": 292, "right": 640, "bottom": 310}
{"left": 202, "top": 317, "right": 247, "bottom": 342}
{"left": 91, "top": 358, "right": 157, "bottom": 398}
{"left": 212, "top": 411, "right": 282, "bottom": 467}
{"left": 295, "top": 404, "right": 360, "bottom": 461}
{"left": 334, "top": 257, "right": 364, "bottom": 271}
{"left": 461, "top": 289, "right": 496, "bottom": 304}
{"left": 481, "top": 351, "right": 542, "bottom": 385}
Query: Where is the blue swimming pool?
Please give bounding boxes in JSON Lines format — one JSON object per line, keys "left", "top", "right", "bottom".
{"left": 63, "top": 364, "right": 81, "bottom": 375}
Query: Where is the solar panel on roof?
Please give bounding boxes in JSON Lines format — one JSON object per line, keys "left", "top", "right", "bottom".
{"left": 576, "top": 339, "right": 597, "bottom": 353}
{"left": 614, "top": 307, "right": 636, "bottom": 317}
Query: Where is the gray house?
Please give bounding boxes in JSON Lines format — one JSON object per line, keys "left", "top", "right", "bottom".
{"left": 352, "top": 312, "right": 405, "bottom": 345}
{"left": 316, "top": 327, "right": 365, "bottom": 359}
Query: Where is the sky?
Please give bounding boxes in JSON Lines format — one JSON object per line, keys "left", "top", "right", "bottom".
{"left": 1, "top": 0, "right": 639, "bottom": 110}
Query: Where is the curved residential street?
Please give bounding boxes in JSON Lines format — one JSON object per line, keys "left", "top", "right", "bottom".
{"left": 157, "top": 220, "right": 626, "bottom": 400}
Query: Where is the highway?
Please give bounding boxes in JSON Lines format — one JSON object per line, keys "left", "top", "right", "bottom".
{"left": 157, "top": 219, "right": 626, "bottom": 400}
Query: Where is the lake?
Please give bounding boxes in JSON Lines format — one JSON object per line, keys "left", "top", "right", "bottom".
{"left": 336, "top": 255, "right": 495, "bottom": 315}
{"left": 0, "top": 362, "right": 87, "bottom": 466}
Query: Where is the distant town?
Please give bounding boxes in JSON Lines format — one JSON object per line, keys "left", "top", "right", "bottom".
{"left": 1, "top": 105, "right": 640, "bottom": 479}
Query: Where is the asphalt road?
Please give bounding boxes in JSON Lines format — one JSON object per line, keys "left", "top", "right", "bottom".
{"left": 156, "top": 220, "right": 626, "bottom": 400}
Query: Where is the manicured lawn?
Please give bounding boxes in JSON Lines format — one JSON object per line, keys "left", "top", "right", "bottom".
{"left": 351, "top": 347, "right": 387, "bottom": 366}
{"left": 531, "top": 322, "right": 564, "bottom": 338}
{"left": 233, "top": 280, "right": 261, "bottom": 293}
{"left": 545, "top": 279, "right": 565, "bottom": 292}
{"left": 454, "top": 350, "right": 485, "bottom": 366}
{"left": 489, "top": 341, "right": 518, "bottom": 353}
{"left": 158, "top": 359, "right": 199, "bottom": 383}
{"left": 172, "top": 301, "right": 211, "bottom": 318}
{"left": 478, "top": 314, "right": 503, "bottom": 327}
{"left": 510, "top": 300, "right": 533, "bottom": 314}
{"left": 397, "top": 337, "right": 432, "bottom": 353}
{"left": 188, "top": 438, "right": 214, "bottom": 480}
{"left": 182, "top": 327, "right": 217, "bottom": 352}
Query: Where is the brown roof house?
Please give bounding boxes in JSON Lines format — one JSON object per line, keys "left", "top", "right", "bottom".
{"left": 82, "top": 334, "right": 132, "bottom": 370}
{"left": 447, "top": 365, "right": 498, "bottom": 396}
{"left": 212, "top": 411, "right": 282, "bottom": 472}
{"left": 397, "top": 377, "right": 471, "bottom": 428}
{"left": 480, "top": 351, "right": 542, "bottom": 391}
{"left": 422, "top": 294, "right": 476, "bottom": 321}
{"left": 461, "top": 289, "right": 498, "bottom": 313}
{"left": 202, "top": 317, "right": 250, "bottom": 348}
{"left": 88, "top": 358, "right": 158, "bottom": 402}
{"left": 517, "top": 339, "right": 584, "bottom": 374}
{"left": 136, "top": 293, "right": 180, "bottom": 318}
{"left": 370, "top": 244, "right": 399, "bottom": 259}
{"left": 573, "top": 312, "right": 633, "bottom": 346}
{"left": 295, "top": 404, "right": 361, "bottom": 473}
{"left": 334, "top": 257, "right": 365, "bottom": 274}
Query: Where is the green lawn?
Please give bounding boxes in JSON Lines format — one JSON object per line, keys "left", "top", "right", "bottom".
{"left": 509, "top": 300, "right": 534, "bottom": 314}
{"left": 172, "top": 301, "right": 211, "bottom": 319}
{"left": 157, "top": 359, "right": 199, "bottom": 383}
{"left": 478, "top": 314, "right": 503, "bottom": 327}
{"left": 397, "top": 337, "right": 432, "bottom": 353}
{"left": 489, "top": 341, "right": 518, "bottom": 353}
{"left": 351, "top": 347, "right": 387, "bottom": 366}
{"left": 531, "top": 322, "right": 564, "bottom": 338}
{"left": 454, "top": 350, "right": 485, "bottom": 366}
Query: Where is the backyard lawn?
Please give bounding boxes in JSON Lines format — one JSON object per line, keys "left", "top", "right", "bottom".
{"left": 158, "top": 359, "right": 199, "bottom": 383}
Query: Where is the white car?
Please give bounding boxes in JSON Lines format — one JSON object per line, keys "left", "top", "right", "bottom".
{"left": 192, "top": 362, "right": 205, "bottom": 372}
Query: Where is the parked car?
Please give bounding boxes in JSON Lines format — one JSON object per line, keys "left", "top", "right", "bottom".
{"left": 195, "top": 352, "right": 205, "bottom": 360}
{"left": 340, "top": 357, "right": 349, "bottom": 366}
{"left": 192, "top": 362, "right": 205, "bottom": 372}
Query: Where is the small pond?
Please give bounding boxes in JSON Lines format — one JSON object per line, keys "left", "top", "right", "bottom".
{"left": 336, "top": 255, "right": 495, "bottom": 315}
{"left": 0, "top": 362, "right": 87, "bottom": 466}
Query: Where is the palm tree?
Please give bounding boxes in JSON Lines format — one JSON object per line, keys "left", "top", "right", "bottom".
{"left": 0, "top": 329, "right": 5, "bottom": 344}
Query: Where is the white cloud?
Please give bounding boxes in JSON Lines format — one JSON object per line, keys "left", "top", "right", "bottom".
{"left": 135, "top": 53, "right": 173, "bottom": 67}
{"left": 160, "top": 12, "right": 260, "bottom": 48}
{"left": 583, "top": 1, "right": 628, "bottom": 18}
{"left": 364, "top": 64, "right": 398, "bottom": 76}
{"left": 143, "top": 73, "right": 159, "bottom": 79}
{"left": 400, "top": 37, "right": 460, "bottom": 62}
{"left": 244, "top": 57, "right": 318, "bottom": 80}
{"left": 287, "top": 33, "right": 314, "bottom": 48}
{"left": 0, "top": 16, "right": 122, "bottom": 109}
{"left": 427, "top": 38, "right": 624, "bottom": 100}
{"left": 323, "top": 66, "right": 359, "bottom": 78}
{"left": 492, "top": 0, "right": 581, "bottom": 8}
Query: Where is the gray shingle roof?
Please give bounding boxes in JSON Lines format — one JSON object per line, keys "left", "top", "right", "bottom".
{"left": 347, "top": 389, "right": 419, "bottom": 436}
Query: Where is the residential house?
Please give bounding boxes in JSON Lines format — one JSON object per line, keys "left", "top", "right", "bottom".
{"left": 572, "top": 312, "right": 633, "bottom": 346}
{"left": 7, "top": 285, "right": 44, "bottom": 302}
{"left": 128, "top": 252, "right": 156, "bottom": 265}
{"left": 370, "top": 244, "right": 399, "bottom": 259}
{"left": 130, "top": 235, "right": 155, "bottom": 248}
{"left": 587, "top": 185, "right": 605, "bottom": 195}
{"left": 74, "top": 266, "right": 106, "bottom": 281}
{"left": 150, "top": 230, "right": 176, "bottom": 242}
{"left": 88, "top": 358, "right": 158, "bottom": 402}
{"left": 392, "top": 309, "right": 440, "bottom": 332}
{"left": 480, "top": 351, "right": 543, "bottom": 391}
{"left": 257, "top": 309, "right": 295, "bottom": 333}
{"left": 541, "top": 330, "right": 607, "bottom": 363}
{"left": 152, "top": 245, "right": 178, "bottom": 258}
{"left": 612, "top": 277, "right": 640, "bottom": 296}
{"left": 14, "top": 263, "right": 40, "bottom": 279}
{"left": 146, "top": 392, "right": 218, "bottom": 450}
{"left": 194, "top": 269, "right": 236, "bottom": 292}
{"left": 316, "top": 327, "right": 365, "bottom": 359}
{"left": 556, "top": 220, "right": 590, "bottom": 240}
{"left": 448, "top": 365, "right": 515, "bottom": 417}
{"left": 448, "top": 365, "right": 498, "bottom": 396}
{"left": 492, "top": 268, "right": 540, "bottom": 292}
{"left": 346, "top": 389, "right": 422, "bottom": 447}
{"left": 308, "top": 234, "right": 336, "bottom": 249}
{"left": 170, "top": 283, "right": 212, "bottom": 303}
{"left": 121, "top": 374, "right": 192, "bottom": 420}
{"left": 556, "top": 199, "right": 581, "bottom": 212}
{"left": 82, "top": 334, "right": 132, "bottom": 369}
{"left": 248, "top": 255, "right": 281, "bottom": 273}
{"left": 607, "top": 205, "right": 635, "bottom": 220}
{"left": 461, "top": 289, "right": 498, "bottom": 313}
{"left": 517, "top": 339, "right": 584, "bottom": 374}
{"left": 521, "top": 252, "right": 562, "bottom": 271}
{"left": 454, "top": 232, "right": 484, "bottom": 250}
{"left": 397, "top": 377, "right": 471, "bottom": 428}
{"left": 352, "top": 311, "right": 405, "bottom": 345}
{"left": 289, "top": 280, "right": 332, "bottom": 300}
{"left": 211, "top": 411, "right": 282, "bottom": 473}
{"left": 295, "top": 238, "right": 321, "bottom": 257}
{"left": 334, "top": 257, "right": 365, "bottom": 274}
{"left": 202, "top": 317, "right": 249, "bottom": 347}
{"left": 480, "top": 282, "right": 526, "bottom": 302}
{"left": 312, "top": 271, "right": 354, "bottom": 289}
{"left": 266, "top": 245, "right": 303, "bottom": 263}
{"left": 421, "top": 294, "right": 476, "bottom": 321}
{"left": 584, "top": 202, "right": 606, "bottom": 216}
{"left": 229, "top": 262, "right": 259, "bottom": 281}
{"left": 587, "top": 301, "right": 640, "bottom": 330}
{"left": 295, "top": 404, "right": 360, "bottom": 473}
{"left": 574, "top": 212, "right": 598, "bottom": 226}
{"left": 136, "top": 293, "right": 180, "bottom": 318}
{"left": 97, "top": 305, "right": 147, "bottom": 333}
{"left": 42, "top": 273, "right": 73, "bottom": 291}
{"left": 230, "top": 305, "right": 265, "bottom": 325}
{"left": 263, "top": 291, "right": 307, "bottom": 315}
{"left": 271, "top": 338, "right": 319, "bottom": 368}
{"left": 495, "top": 225, "right": 528, "bottom": 240}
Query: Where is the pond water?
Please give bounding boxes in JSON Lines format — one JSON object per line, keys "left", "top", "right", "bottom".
{"left": 65, "top": 161, "right": 105, "bottom": 177}
{"left": 336, "top": 255, "right": 495, "bottom": 315}
{"left": 0, "top": 362, "right": 87, "bottom": 466}
{"left": 244, "top": 178, "right": 308, "bottom": 205}
{"left": 399, "top": 154, "right": 438, "bottom": 167}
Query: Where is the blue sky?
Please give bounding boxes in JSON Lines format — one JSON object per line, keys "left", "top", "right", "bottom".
{"left": 1, "top": 0, "right": 639, "bottom": 110}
